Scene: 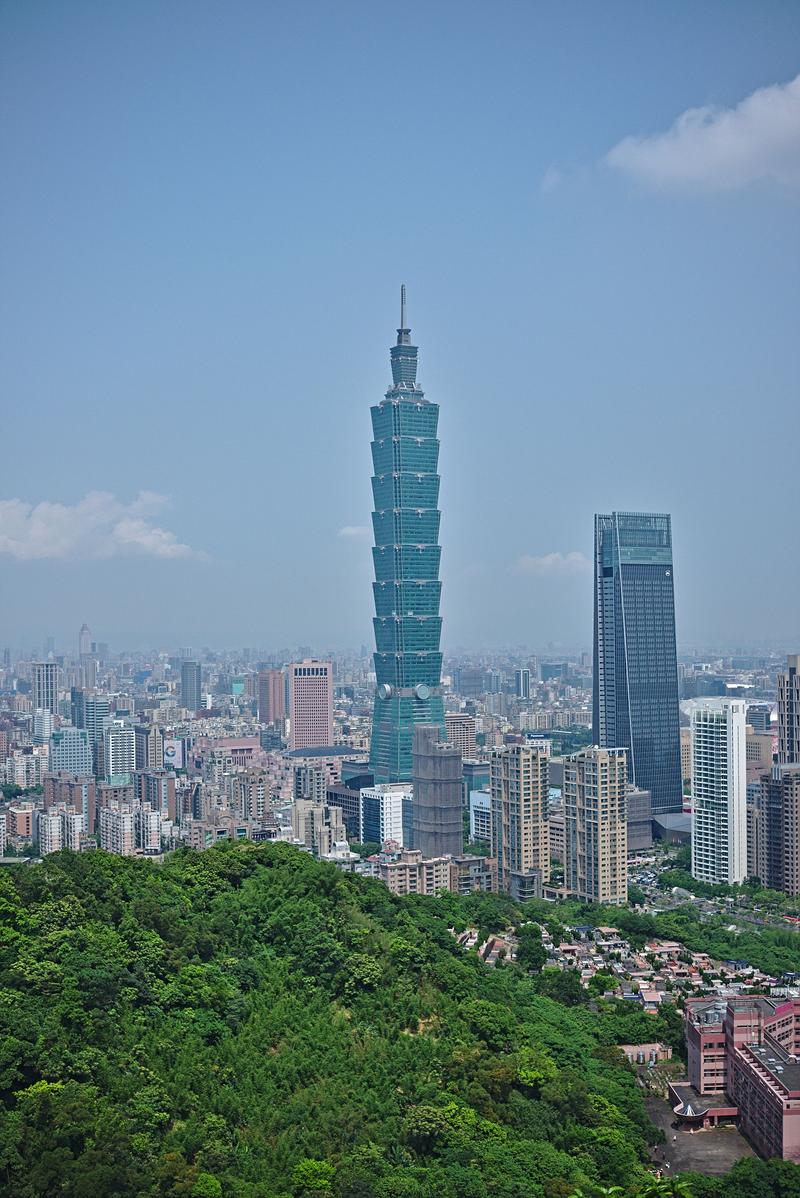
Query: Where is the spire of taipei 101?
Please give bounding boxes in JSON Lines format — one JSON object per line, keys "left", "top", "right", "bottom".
{"left": 368, "top": 288, "right": 446, "bottom": 783}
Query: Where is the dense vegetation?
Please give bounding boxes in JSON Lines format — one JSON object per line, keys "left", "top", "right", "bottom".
{"left": 2, "top": 844, "right": 800, "bottom": 1197}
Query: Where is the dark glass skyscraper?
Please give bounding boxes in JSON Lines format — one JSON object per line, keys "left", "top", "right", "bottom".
{"left": 369, "top": 289, "right": 445, "bottom": 783}
{"left": 593, "top": 512, "right": 682, "bottom": 814}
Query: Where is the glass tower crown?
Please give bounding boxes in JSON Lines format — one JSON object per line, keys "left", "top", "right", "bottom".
{"left": 592, "top": 511, "right": 682, "bottom": 814}
{"left": 369, "top": 288, "right": 446, "bottom": 782}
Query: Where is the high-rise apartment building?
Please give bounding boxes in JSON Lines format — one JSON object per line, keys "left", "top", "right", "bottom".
{"left": 44, "top": 773, "right": 96, "bottom": 833}
{"left": 103, "top": 723, "right": 136, "bottom": 783}
{"left": 490, "top": 743, "right": 550, "bottom": 900}
{"left": 288, "top": 660, "right": 333, "bottom": 750}
{"left": 134, "top": 724, "right": 164, "bottom": 770}
{"left": 137, "top": 770, "right": 177, "bottom": 822}
{"left": 258, "top": 668, "right": 285, "bottom": 725}
{"left": 691, "top": 699, "right": 747, "bottom": 886}
{"left": 33, "top": 709, "right": 54, "bottom": 744}
{"left": 411, "top": 724, "right": 463, "bottom": 858}
{"left": 751, "top": 765, "right": 800, "bottom": 895}
{"left": 39, "top": 810, "right": 64, "bottom": 855}
{"left": 99, "top": 803, "right": 136, "bottom": 856}
{"left": 49, "top": 727, "right": 93, "bottom": 775}
{"left": 369, "top": 290, "right": 446, "bottom": 783}
{"left": 778, "top": 655, "right": 800, "bottom": 765}
{"left": 135, "top": 804, "right": 162, "bottom": 852}
{"left": 564, "top": 747, "right": 628, "bottom": 904}
{"left": 181, "top": 660, "right": 202, "bottom": 713}
{"left": 445, "top": 713, "right": 477, "bottom": 759}
{"left": 593, "top": 512, "right": 682, "bottom": 814}
{"left": 32, "top": 662, "right": 58, "bottom": 715}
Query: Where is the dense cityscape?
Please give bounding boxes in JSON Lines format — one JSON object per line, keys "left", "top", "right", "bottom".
{"left": 3, "top": 4, "right": 799, "bottom": 1196}
{"left": 2, "top": 301, "right": 800, "bottom": 1196}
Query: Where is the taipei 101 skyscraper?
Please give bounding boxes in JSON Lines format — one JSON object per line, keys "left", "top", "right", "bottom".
{"left": 369, "top": 288, "right": 446, "bottom": 783}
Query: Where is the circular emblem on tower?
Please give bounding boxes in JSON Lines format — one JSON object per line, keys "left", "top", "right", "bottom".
{"left": 377, "top": 683, "right": 393, "bottom": 701}
{"left": 414, "top": 683, "right": 431, "bottom": 700}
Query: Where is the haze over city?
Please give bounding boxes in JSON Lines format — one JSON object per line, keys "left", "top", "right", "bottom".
{"left": 2, "top": 0, "right": 799, "bottom": 652}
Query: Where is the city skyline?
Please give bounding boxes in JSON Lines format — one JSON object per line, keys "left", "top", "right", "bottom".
{"left": 2, "top": 2, "right": 799, "bottom": 650}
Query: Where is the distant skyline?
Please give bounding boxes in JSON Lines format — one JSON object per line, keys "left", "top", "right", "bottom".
{"left": 1, "top": 2, "right": 798, "bottom": 651}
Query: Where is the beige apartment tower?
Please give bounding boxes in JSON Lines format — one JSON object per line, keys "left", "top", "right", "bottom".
{"left": 288, "top": 660, "right": 334, "bottom": 751}
{"left": 258, "top": 668, "right": 285, "bottom": 725}
{"left": 490, "top": 743, "right": 550, "bottom": 901}
{"left": 564, "top": 746, "right": 628, "bottom": 904}
{"left": 445, "top": 713, "right": 477, "bottom": 759}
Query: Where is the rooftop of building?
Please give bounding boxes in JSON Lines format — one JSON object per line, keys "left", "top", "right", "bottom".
{"left": 745, "top": 1042, "right": 800, "bottom": 1093}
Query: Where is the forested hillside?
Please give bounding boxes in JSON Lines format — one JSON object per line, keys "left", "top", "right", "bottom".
{"left": 0, "top": 844, "right": 793, "bottom": 1198}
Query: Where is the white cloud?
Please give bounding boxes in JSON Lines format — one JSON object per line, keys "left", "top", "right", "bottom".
{"left": 540, "top": 165, "right": 563, "bottom": 193}
{"left": 515, "top": 551, "right": 590, "bottom": 576}
{"left": 337, "top": 525, "right": 371, "bottom": 541}
{"left": 0, "top": 491, "right": 206, "bottom": 562}
{"left": 605, "top": 73, "right": 800, "bottom": 190}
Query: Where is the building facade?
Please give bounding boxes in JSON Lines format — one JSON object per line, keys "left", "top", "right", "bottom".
{"left": 490, "top": 744, "right": 550, "bottom": 901}
{"left": 32, "top": 662, "right": 58, "bottom": 715}
{"left": 564, "top": 747, "right": 627, "bottom": 904}
{"left": 359, "top": 783, "right": 412, "bottom": 847}
{"left": 180, "top": 660, "right": 202, "bottom": 713}
{"left": 779, "top": 655, "right": 800, "bottom": 765}
{"left": 445, "top": 713, "right": 477, "bottom": 759}
{"left": 691, "top": 699, "right": 747, "bottom": 886}
{"left": 593, "top": 512, "right": 682, "bottom": 814}
{"left": 288, "top": 660, "right": 333, "bottom": 750}
{"left": 411, "top": 724, "right": 463, "bottom": 858}
{"left": 258, "top": 668, "right": 285, "bottom": 725}
{"left": 49, "top": 727, "right": 93, "bottom": 775}
{"left": 369, "top": 290, "right": 446, "bottom": 783}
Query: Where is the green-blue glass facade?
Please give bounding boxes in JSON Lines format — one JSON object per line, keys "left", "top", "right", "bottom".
{"left": 592, "top": 511, "right": 683, "bottom": 814}
{"left": 369, "top": 304, "right": 446, "bottom": 782}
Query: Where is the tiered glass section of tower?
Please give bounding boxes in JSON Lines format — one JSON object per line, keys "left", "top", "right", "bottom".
{"left": 369, "top": 299, "right": 445, "bottom": 782}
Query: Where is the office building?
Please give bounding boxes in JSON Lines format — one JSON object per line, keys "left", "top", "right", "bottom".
{"left": 78, "top": 694, "right": 111, "bottom": 773}
{"left": 564, "top": 747, "right": 627, "bottom": 904}
{"left": 593, "top": 512, "right": 682, "bottom": 813}
{"left": 49, "top": 727, "right": 93, "bottom": 775}
{"left": 32, "top": 662, "right": 58, "bottom": 715}
{"left": 103, "top": 723, "right": 136, "bottom": 783}
{"left": 79, "top": 623, "right": 96, "bottom": 688}
{"left": 691, "top": 699, "right": 747, "bottom": 886}
{"left": 258, "top": 668, "right": 285, "bottom": 725}
{"left": 445, "top": 712, "right": 477, "bottom": 758}
{"left": 369, "top": 290, "right": 446, "bottom": 783}
{"left": 359, "top": 783, "right": 412, "bottom": 847}
{"left": 779, "top": 655, "right": 800, "bottom": 765}
{"left": 462, "top": 759, "right": 490, "bottom": 808}
{"left": 325, "top": 781, "right": 362, "bottom": 841}
{"left": 411, "top": 724, "right": 463, "bottom": 858}
{"left": 288, "top": 660, "right": 333, "bottom": 750}
{"left": 490, "top": 743, "right": 550, "bottom": 901}
{"left": 181, "top": 660, "right": 202, "bottom": 712}
{"left": 747, "top": 703, "right": 772, "bottom": 735}
{"left": 514, "top": 668, "right": 532, "bottom": 701}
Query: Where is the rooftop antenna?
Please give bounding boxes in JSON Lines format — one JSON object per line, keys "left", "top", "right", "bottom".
{"left": 400, "top": 283, "right": 407, "bottom": 329}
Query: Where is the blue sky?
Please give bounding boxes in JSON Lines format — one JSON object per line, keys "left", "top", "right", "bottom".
{"left": 1, "top": 1, "right": 798, "bottom": 654}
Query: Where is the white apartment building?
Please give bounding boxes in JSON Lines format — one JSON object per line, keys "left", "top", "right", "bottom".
{"left": 103, "top": 723, "right": 136, "bottom": 782}
{"left": 39, "top": 810, "right": 64, "bottom": 856}
{"left": 691, "top": 698, "right": 747, "bottom": 885}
